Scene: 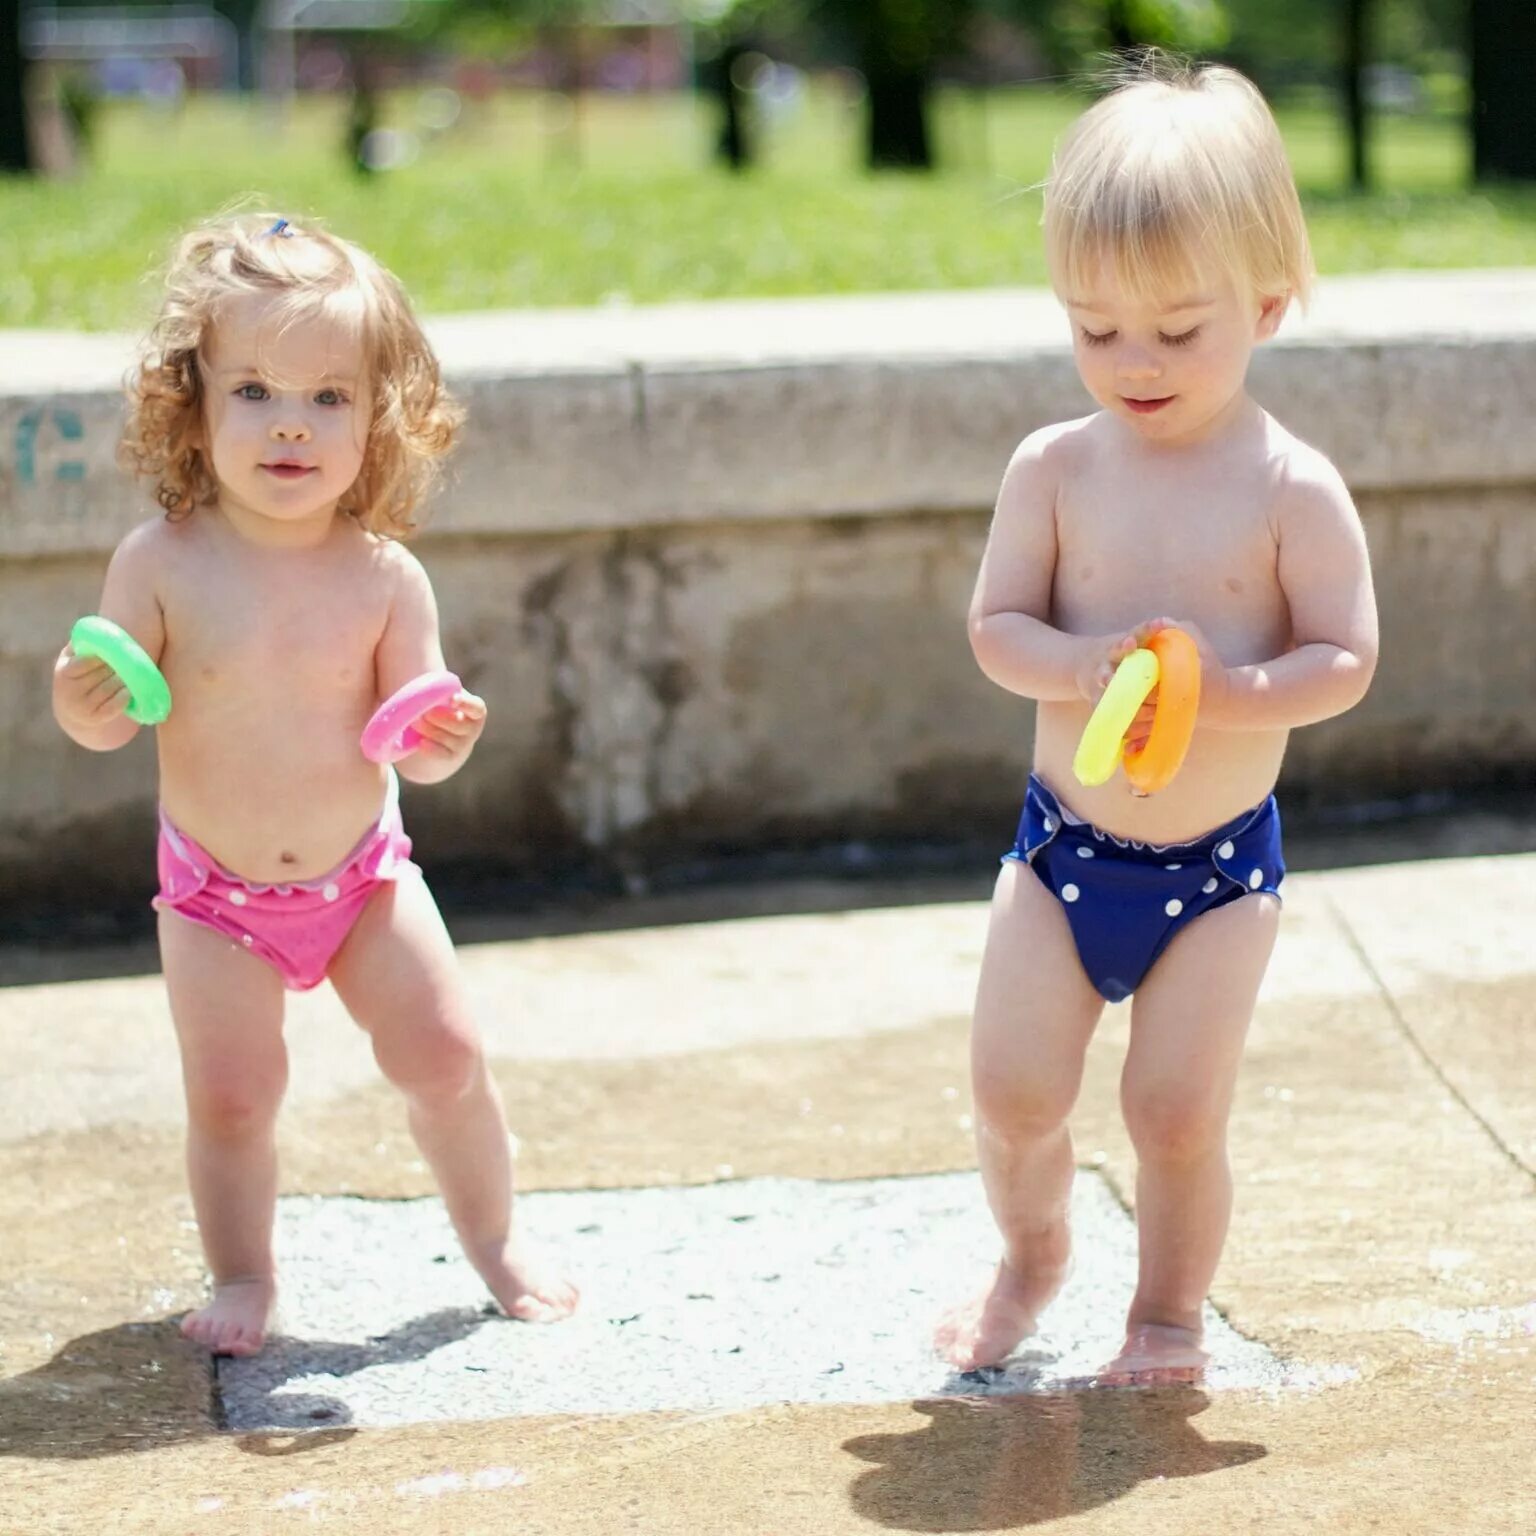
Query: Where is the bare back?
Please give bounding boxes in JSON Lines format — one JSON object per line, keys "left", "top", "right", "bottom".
{"left": 1035, "top": 404, "right": 1296, "bottom": 842}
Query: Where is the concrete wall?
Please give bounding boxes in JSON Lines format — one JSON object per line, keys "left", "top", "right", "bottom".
{"left": 3, "top": 275, "right": 1534, "bottom": 917}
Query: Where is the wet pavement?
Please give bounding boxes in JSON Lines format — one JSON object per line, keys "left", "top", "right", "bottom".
{"left": 2, "top": 840, "right": 1534, "bottom": 1533}
{"left": 220, "top": 1173, "right": 1329, "bottom": 1433}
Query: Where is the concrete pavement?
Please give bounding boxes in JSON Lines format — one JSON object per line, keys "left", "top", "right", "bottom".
{"left": 2, "top": 845, "right": 1534, "bottom": 1534}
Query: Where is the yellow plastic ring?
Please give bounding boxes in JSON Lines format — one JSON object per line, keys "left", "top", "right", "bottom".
{"left": 1073, "top": 647, "right": 1159, "bottom": 788}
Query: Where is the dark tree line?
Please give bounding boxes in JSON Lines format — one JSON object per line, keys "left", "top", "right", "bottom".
{"left": 1, "top": 0, "right": 28, "bottom": 171}
{"left": 4, "top": 0, "right": 1534, "bottom": 183}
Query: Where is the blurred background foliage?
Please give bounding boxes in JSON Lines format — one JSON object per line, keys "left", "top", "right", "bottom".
{"left": 2, "top": 0, "right": 1531, "bottom": 327}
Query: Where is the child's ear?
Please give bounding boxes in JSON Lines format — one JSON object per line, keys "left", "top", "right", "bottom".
{"left": 1254, "top": 292, "right": 1289, "bottom": 341}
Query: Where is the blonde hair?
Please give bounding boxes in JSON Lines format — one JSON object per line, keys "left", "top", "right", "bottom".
{"left": 1044, "top": 54, "right": 1313, "bottom": 312}
{"left": 120, "top": 212, "right": 461, "bottom": 537}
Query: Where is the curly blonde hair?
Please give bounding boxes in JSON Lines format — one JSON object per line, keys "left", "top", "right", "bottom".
{"left": 120, "top": 212, "right": 462, "bottom": 538}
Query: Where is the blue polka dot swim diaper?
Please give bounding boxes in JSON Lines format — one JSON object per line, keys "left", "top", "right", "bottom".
{"left": 1004, "top": 774, "right": 1285, "bottom": 1004}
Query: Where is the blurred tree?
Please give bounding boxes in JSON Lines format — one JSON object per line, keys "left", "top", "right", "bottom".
{"left": 414, "top": 0, "right": 591, "bottom": 165}
{"left": 793, "top": 1, "right": 1234, "bottom": 171}
{"left": 1020, "top": 0, "right": 1228, "bottom": 61}
{"left": 1469, "top": 0, "right": 1536, "bottom": 180}
{"left": 345, "top": 44, "right": 380, "bottom": 174}
{"left": 813, "top": 0, "right": 975, "bottom": 169}
{"left": 1342, "top": 0, "right": 1372, "bottom": 189}
{"left": 1031, "top": 1, "right": 1382, "bottom": 190}
{"left": 706, "top": 33, "right": 753, "bottom": 168}
{"left": 1, "top": 0, "right": 32, "bottom": 171}
{"left": 684, "top": 1, "right": 787, "bottom": 170}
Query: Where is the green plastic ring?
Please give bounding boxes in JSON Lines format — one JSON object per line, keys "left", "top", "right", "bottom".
{"left": 70, "top": 615, "right": 172, "bottom": 726}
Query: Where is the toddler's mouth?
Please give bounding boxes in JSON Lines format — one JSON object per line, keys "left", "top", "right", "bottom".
{"left": 1123, "top": 396, "right": 1174, "bottom": 415}
{"left": 261, "top": 462, "right": 317, "bottom": 479}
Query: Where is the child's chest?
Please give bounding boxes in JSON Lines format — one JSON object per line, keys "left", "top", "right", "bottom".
{"left": 1053, "top": 455, "right": 1285, "bottom": 644}
{"left": 162, "top": 551, "right": 389, "bottom": 694}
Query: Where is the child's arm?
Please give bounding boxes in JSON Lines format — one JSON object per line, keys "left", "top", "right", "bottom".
{"left": 52, "top": 526, "right": 165, "bottom": 752}
{"left": 970, "top": 431, "right": 1141, "bottom": 702}
{"left": 374, "top": 548, "right": 486, "bottom": 785}
{"left": 1155, "top": 456, "right": 1378, "bottom": 731}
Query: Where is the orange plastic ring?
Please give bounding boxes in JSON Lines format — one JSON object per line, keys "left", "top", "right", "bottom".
{"left": 1122, "top": 627, "right": 1201, "bottom": 795}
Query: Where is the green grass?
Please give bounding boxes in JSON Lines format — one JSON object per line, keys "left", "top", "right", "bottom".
{"left": 4, "top": 85, "right": 1534, "bottom": 330}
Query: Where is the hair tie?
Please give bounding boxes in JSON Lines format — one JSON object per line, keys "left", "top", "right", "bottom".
{"left": 266, "top": 218, "right": 294, "bottom": 238}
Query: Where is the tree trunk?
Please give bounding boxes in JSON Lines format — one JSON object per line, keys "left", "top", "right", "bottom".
{"left": 0, "top": 0, "right": 33, "bottom": 173}
{"left": 1470, "top": 0, "right": 1536, "bottom": 181}
{"left": 865, "top": 67, "right": 931, "bottom": 170}
{"left": 710, "top": 38, "right": 753, "bottom": 171}
{"left": 345, "top": 47, "right": 378, "bottom": 176}
{"left": 1343, "top": 0, "right": 1370, "bottom": 190}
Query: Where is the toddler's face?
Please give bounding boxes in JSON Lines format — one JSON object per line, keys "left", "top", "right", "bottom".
{"left": 198, "top": 292, "right": 371, "bottom": 529}
{"left": 1062, "top": 263, "right": 1285, "bottom": 447}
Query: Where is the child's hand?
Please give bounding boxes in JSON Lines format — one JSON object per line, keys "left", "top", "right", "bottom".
{"left": 408, "top": 689, "right": 487, "bottom": 763}
{"left": 53, "top": 646, "right": 130, "bottom": 733}
{"left": 1131, "top": 617, "right": 1231, "bottom": 725}
{"left": 1074, "top": 629, "right": 1146, "bottom": 705}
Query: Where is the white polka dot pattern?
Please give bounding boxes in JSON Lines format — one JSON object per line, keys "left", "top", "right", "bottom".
{"left": 1217, "top": 840, "right": 1235, "bottom": 860}
{"left": 1203, "top": 877, "right": 1219, "bottom": 894}
{"left": 1077, "top": 846, "right": 1095, "bottom": 859}
{"left": 322, "top": 883, "right": 340, "bottom": 903}
{"left": 1249, "top": 868, "right": 1264, "bottom": 889}
{"left": 1165, "top": 898, "right": 1183, "bottom": 917}
{"left": 1062, "top": 884, "right": 1080, "bottom": 902}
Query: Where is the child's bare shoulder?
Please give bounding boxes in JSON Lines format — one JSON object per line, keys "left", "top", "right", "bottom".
{"left": 360, "top": 529, "right": 430, "bottom": 585}
{"left": 1261, "top": 416, "right": 1357, "bottom": 532}
{"left": 1001, "top": 414, "right": 1102, "bottom": 504}
{"left": 356, "top": 531, "right": 438, "bottom": 621}
{"left": 1263, "top": 415, "right": 1343, "bottom": 483}
{"left": 107, "top": 512, "right": 199, "bottom": 581}
{"left": 1010, "top": 413, "right": 1100, "bottom": 470}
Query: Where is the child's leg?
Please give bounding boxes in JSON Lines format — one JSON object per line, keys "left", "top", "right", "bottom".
{"left": 327, "top": 873, "right": 577, "bottom": 1323}
{"left": 935, "top": 859, "right": 1105, "bottom": 1369}
{"left": 158, "top": 911, "right": 288, "bottom": 1356}
{"left": 1102, "top": 892, "right": 1281, "bottom": 1384}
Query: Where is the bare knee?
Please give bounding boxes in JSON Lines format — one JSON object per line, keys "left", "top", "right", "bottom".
{"left": 376, "top": 1022, "right": 484, "bottom": 1111}
{"left": 185, "top": 1067, "right": 286, "bottom": 1141}
{"left": 1123, "top": 1084, "right": 1228, "bottom": 1165}
{"left": 973, "top": 1071, "right": 1076, "bottom": 1148}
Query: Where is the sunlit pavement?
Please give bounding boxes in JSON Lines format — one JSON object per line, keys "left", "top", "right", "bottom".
{"left": 3, "top": 848, "right": 1534, "bottom": 1534}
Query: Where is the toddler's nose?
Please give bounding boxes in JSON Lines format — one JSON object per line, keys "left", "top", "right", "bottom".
{"left": 271, "top": 417, "right": 312, "bottom": 442}
{"left": 1117, "top": 349, "right": 1162, "bottom": 381}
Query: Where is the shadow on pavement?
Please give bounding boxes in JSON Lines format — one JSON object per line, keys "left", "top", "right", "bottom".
{"left": 0, "top": 1320, "right": 209, "bottom": 1460}
{"left": 843, "top": 1388, "right": 1265, "bottom": 1531}
{"left": 0, "top": 1307, "right": 493, "bottom": 1458}
{"left": 218, "top": 1304, "right": 496, "bottom": 1433}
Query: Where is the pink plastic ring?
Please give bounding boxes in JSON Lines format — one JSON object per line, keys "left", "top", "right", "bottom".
{"left": 361, "top": 670, "right": 463, "bottom": 763}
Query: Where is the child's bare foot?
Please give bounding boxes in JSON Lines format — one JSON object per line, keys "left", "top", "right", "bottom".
{"left": 934, "top": 1258, "right": 1067, "bottom": 1370}
{"left": 474, "top": 1235, "right": 578, "bottom": 1324}
{"left": 180, "top": 1276, "right": 275, "bottom": 1356}
{"left": 1096, "top": 1322, "right": 1208, "bottom": 1386}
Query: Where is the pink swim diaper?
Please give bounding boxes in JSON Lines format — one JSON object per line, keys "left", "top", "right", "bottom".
{"left": 152, "top": 775, "right": 419, "bottom": 991}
